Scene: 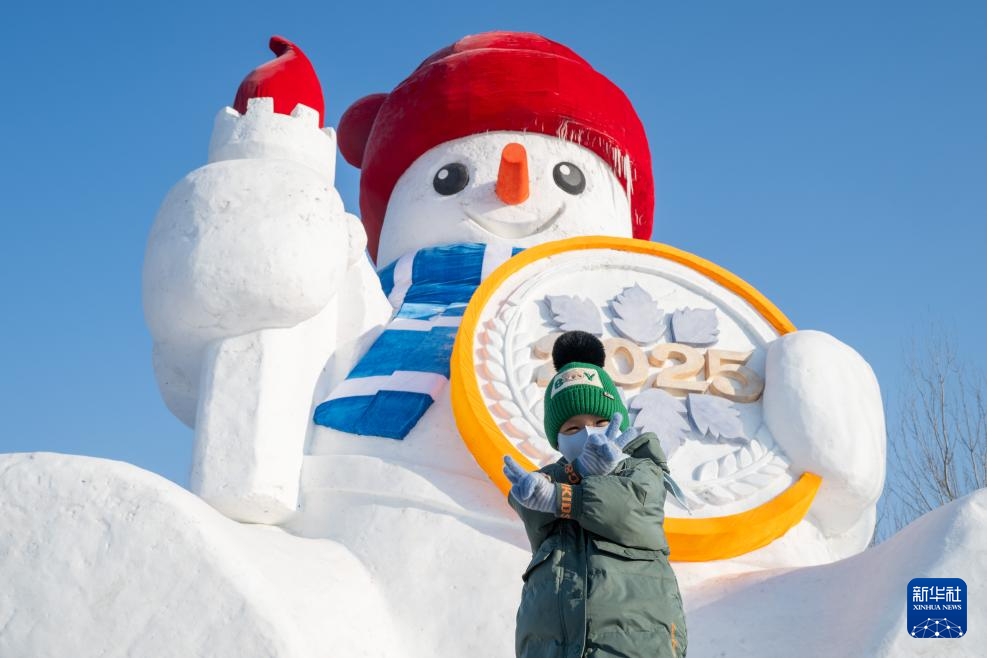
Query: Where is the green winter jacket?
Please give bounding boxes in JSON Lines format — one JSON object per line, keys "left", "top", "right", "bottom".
{"left": 508, "top": 432, "right": 688, "bottom": 658}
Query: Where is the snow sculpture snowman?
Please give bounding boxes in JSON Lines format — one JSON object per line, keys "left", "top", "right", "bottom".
{"left": 143, "top": 31, "right": 887, "bottom": 645}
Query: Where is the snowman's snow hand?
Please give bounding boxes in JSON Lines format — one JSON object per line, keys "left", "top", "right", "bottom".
{"left": 235, "top": 95, "right": 319, "bottom": 127}
{"left": 289, "top": 102, "right": 321, "bottom": 128}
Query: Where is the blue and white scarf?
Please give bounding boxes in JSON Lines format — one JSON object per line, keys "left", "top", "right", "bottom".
{"left": 313, "top": 242, "right": 526, "bottom": 439}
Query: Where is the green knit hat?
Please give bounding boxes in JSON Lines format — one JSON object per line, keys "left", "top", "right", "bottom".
{"left": 545, "top": 331, "right": 630, "bottom": 450}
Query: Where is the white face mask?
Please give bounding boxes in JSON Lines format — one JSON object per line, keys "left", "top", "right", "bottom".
{"left": 557, "top": 424, "right": 608, "bottom": 463}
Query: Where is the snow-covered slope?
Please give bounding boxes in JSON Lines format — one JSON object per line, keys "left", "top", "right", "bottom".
{"left": 685, "top": 487, "right": 986, "bottom": 657}
{"left": 1, "top": 449, "right": 982, "bottom": 657}
{"left": 0, "top": 452, "right": 401, "bottom": 658}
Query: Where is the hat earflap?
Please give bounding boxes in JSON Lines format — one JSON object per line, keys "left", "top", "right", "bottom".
{"left": 338, "top": 93, "right": 388, "bottom": 168}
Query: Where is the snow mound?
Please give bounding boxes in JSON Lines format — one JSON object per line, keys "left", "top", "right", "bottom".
{"left": 2, "top": 450, "right": 982, "bottom": 657}
{"left": 0, "top": 452, "right": 400, "bottom": 658}
{"left": 685, "top": 487, "right": 987, "bottom": 657}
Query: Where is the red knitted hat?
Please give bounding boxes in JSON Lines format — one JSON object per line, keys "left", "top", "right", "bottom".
{"left": 337, "top": 31, "right": 654, "bottom": 264}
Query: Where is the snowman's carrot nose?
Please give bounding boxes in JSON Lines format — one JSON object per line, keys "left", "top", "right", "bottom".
{"left": 495, "top": 143, "right": 529, "bottom": 205}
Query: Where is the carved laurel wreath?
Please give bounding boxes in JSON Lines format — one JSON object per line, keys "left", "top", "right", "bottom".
{"left": 475, "top": 286, "right": 795, "bottom": 511}
{"left": 477, "top": 302, "right": 557, "bottom": 464}
{"left": 686, "top": 431, "right": 792, "bottom": 507}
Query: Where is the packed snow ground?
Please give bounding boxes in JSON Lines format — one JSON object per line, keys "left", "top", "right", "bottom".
{"left": 0, "top": 450, "right": 982, "bottom": 657}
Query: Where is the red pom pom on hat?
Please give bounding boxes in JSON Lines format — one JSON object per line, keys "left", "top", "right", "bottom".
{"left": 234, "top": 36, "right": 325, "bottom": 127}
{"left": 337, "top": 31, "right": 654, "bottom": 264}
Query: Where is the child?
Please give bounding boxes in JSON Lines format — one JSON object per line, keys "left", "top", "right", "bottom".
{"left": 503, "top": 330, "right": 688, "bottom": 658}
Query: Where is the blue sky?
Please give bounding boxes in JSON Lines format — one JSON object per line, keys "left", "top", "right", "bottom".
{"left": 2, "top": 1, "right": 984, "bottom": 510}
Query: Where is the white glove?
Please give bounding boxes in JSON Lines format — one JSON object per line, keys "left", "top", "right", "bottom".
{"left": 143, "top": 98, "right": 367, "bottom": 425}
{"left": 763, "top": 329, "right": 886, "bottom": 554}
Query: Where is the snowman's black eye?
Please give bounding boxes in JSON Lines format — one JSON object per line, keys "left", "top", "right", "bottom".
{"left": 553, "top": 162, "right": 585, "bottom": 195}
{"left": 433, "top": 163, "right": 469, "bottom": 195}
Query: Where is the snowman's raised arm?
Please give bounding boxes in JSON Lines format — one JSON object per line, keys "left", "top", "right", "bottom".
{"left": 143, "top": 37, "right": 387, "bottom": 524}
{"left": 762, "top": 329, "right": 887, "bottom": 556}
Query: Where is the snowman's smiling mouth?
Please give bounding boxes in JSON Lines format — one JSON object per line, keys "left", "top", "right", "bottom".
{"left": 464, "top": 204, "right": 564, "bottom": 238}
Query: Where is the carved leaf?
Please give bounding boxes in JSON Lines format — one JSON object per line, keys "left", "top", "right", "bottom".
{"left": 695, "top": 484, "right": 734, "bottom": 506}
{"left": 717, "top": 451, "right": 738, "bottom": 477}
{"left": 481, "top": 360, "right": 506, "bottom": 381}
{"left": 628, "top": 388, "right": 690, "bottom": 458}
{"left": 687, "top": 393, "right": 747, "bottom": 443}
{"left": 760, "top": 460, "right": 788, "bottom": 476}
{"left": 522, "top": 383, "right": 541, "bottom": 407}
{"left": 489, "top": 380, "right": 512, "bottom": 400}
{"left": 544, "top": 295, "right": 603, "bottom": 335}
{"left": 515, "top": 363, "right": 534, "bottom": 386}
{"left": 694, "top": 460, "right": 719, "bottom": 482}
{"left": 728, "top": 480, "right": 759, "bottom": 497}
{"left": 506, "top": 416, "right": 539, "bottom": 437}
{"left": 737, "top": 442, "right": 755, "bottom": 468}
{"left": 494, "top": 399, "right": 523, "bottom": 418}
{"left": 742, "top": 472, "right": 778, "bottom": 487}
{"left": 481, "top": 343, "right": 504, "bottom": 366}
{"left": 518, "top": 439, "right": 556, "bottom": 464}
{"left": 487, "top": 330, "right": 504, "bottom": 351}
{"left": 609, "top": 284, "right": 665, "bottom": 345}
{"left": 671, "top": 307, "right": 719, "bottom": 345}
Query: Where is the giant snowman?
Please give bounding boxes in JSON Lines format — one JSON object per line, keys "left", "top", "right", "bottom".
{"left": 1, "top": 31, "right": 984, "bottom": 658}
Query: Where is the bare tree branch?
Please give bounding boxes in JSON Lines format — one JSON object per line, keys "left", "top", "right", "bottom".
{"left": 873, "top": 323, "right": 986, "bottom": 545}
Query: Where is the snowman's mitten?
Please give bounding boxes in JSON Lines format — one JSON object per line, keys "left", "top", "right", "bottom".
{"left": 503, "top": 457, "right": 558, "bottom": 514}
{"left": 763, "top": 329, "right": 886, "bottom": 539}
{"left": 145, "top": 89, "right": 363, "bottom": 338}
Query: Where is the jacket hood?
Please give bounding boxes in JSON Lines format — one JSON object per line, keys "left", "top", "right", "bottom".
{"left": 622, "top": 431, "right": 670, "bottom": 474}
